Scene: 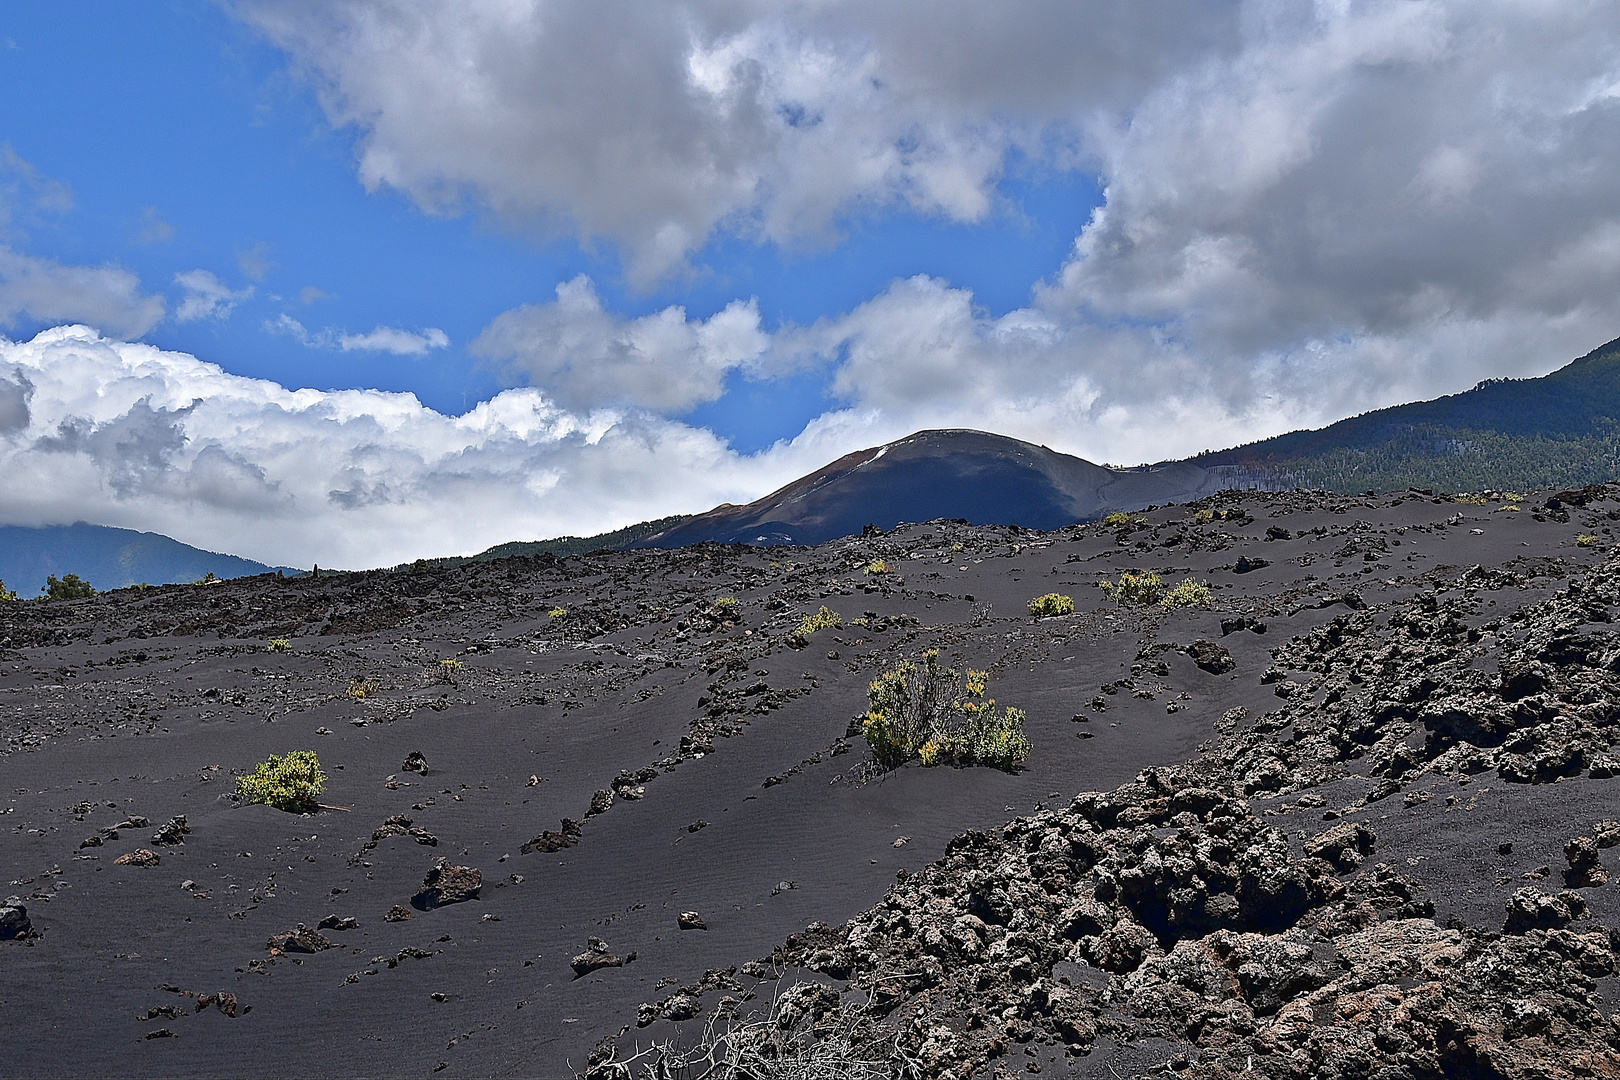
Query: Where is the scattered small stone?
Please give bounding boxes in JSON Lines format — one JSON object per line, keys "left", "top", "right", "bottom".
{"left": 383, "top": 906, "right": 413, "bottom": 922}
{"left": 401, "top": 751, "right": 429, "bottom": 774}
{"left": 678, "top": 911, "right": 707, "bottom": 930}
{"left": 115, "top": 849, "right": 160, "bottom": 867}
{"left": 318, "top": 915, "right": 359, "bottom": 931}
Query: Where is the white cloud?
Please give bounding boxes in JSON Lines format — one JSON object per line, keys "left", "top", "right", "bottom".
{"left": 239, "top": 1, "right": 1620, "bottom": 451}
{"left": 240, "top": 1, "right": 1227, "bottom": 283}
{"left": 0, "top": 325, "right": 856, "bottom": 568}
{"left": 175, "top": 269, "right": 254, "bottom": 322}
{"left": 473, "top": 275, "right": 765, "bottom": 412}
{"left": 0, "top": 246, "right": 165, "bottom": 338}
{"left": 339, "top": 325, "right": 449, "bottom": 355}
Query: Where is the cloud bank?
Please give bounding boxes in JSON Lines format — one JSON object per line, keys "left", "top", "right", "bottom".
{"left": 0, "top": 326, "right": 866, "bottom": 568}
{"left": 240, "top": 1, "right": 1620, "bottom": 434}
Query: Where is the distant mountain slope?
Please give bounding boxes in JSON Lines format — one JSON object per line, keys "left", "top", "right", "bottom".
{"left": 1194, "top": 334, "right": 1620, "bottom": 492}
{"left": 0, "top": 523, "right": 291, "bottom": 595}
{"left": 397, "top": 515, "right": 695, "bottom": 570}
{"left": 639, "top": 429, "right": 1262, "bottom": 548}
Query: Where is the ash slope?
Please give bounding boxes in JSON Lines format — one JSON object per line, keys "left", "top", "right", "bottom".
{"left": 0, "top": 486, "right": 1617, "bottom": 1078}
{"left": 640, "top": 429, "right": 1246, "bottom": 547}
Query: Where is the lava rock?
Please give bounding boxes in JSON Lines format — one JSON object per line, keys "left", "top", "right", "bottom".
{"left": 383, "top": 905, "right": 413, "bottom": 922}
{"left": 1565, "top": 836, "right": 1609, "bottom": 888}
{"left": 318, "top": 915, "right": 360, "bottom": 931}
{"left": 412, "top": 860, "right": 481, "bottom": 910}
{"left": 401, "top": 751, "right": 429, "bottom": 774}
{"left": 266, "top": 924, "right": 337, "bottom": 954}
{"left": 114, "top": 848, "right": 161, "bottom": 867}
{"left": 521, "top": 818, "right": 582, "bottom": 854}
{"left": 1503, "top": 886, "right": 1589, "bottom": 933}
{"left": 571, "top": 937, "right": 625, "bottom": 977}
{"left": 150, "top": 815, "right": 189, "bottom": 846}
{"left": 0, "top": 901, "right": 32, "bottom": 940}
{"left": 1305, "top": 822, "right": 1377, "bottom": 872}
{"left": 678, "top": 911, "right": 707, "bottom": 930}
{"left": 1186, "top": 640, "right": 1236, "bottom": 675}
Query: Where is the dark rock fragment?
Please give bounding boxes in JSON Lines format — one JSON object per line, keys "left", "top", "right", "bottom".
{"left": 0, "top": 901, "right": 32, "bottom": 940}
{"left": 678, "top": 911, "right": 707, "bottom": 930}
{"left": 520, "top": 818, "right": 582, "bottom": 854}
{"left": 585, "top": 789, "right": 613, "bottom": 817}
{"left": 1565, "top": 836, "right": 1608, "bottom": 888}
{"left": 401, "top": 751, "right": 428, "bottom": 774}
{"left": 1186, "top": 640, "right": 1235, "bottom": 674}
{"left": 383, "top": 905, "right": 413, "bottom": 922}
{"left": 266, "top": 924, "right": 336, "bottom": 954}
{"left": 1233, "top": 556, "right": 1269, "bottom": 574}
{"left": 114, "top": 848, "right": 160, "bottom": 867}
{"left": 318, "top": 915, "right": 359, "bottom": 931}
{"left": 150, "top": 815, "right": 189, "bottom": 846}
{"left": 571, "top": 937, "right": 624, "bottom": 977}
{"left": 412, "top": 860, "right": 481, "bottom": 910}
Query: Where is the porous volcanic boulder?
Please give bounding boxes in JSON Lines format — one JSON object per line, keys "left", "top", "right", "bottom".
{"left": 1305, "top": 822, "right": 1377, "bottom": 872}
{"left": 678, "top": 911, "right": 707, "bottom": 931}
{"left": 401, "top": 750, "right": 428, "bottom": 774}
{"left": 1565, "top": 836, "right": 1609, "bottom": 888}
{"left": 412, "top": 860, "right": 481, "bottom": 910}
{"left": 1503, "top": 887, "right": 1588, "bottom": 934}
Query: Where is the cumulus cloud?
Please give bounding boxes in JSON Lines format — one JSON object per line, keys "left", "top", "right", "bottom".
{"left": 0, "top": 326, "right": 857, "bottom": 568}
{"left": 239, "top": 1, "right": 1620, "bottom": 455}
{"left": 240, "top": 1, "right": 1228, "bottom": 283}
{"left": 339, "top": 325, "right": 449, "bottom": 355}
{"left": 473, "top": 275, "right": 766, "bottom": 412}
{"left": 0, "top": 246, "right": 165, "bottom": 338}
{"left": 175, "top": 269, "right": 254, "bottom": 322}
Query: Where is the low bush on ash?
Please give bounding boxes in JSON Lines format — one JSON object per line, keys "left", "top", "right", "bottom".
{"left": 796, "top": 605, "right": 842, "bottom": 635}
{"left": 237, "top": 750, "right": 327, "bottom": 812}
{"left": 1099, "top": 570, "right": 1164, "bottom": 605}
{"left": 1161, "top": 577, "right": 1214, "bottom": 608}
{"left": 862, "top": 650, "right": 1029, "bottom": 771}
{"left": 1027, "top": 592, "right": 1073, "bottom": 618}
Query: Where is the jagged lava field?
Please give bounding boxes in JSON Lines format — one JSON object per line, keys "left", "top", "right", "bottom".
{"left": 4, "top": 486, "right": 1620, "bottom": 1078}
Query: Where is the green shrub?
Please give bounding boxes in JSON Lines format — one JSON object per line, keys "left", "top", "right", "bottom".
{"left": 191, "top": 572, "right": 218, "bottom": 585}
{"left": 713, "top": 596, "right": 738, "bottom": 611}
{"left": 796, "top": 606, "right": 842, "bottom": 634}
{"left": 237, "top": 750, "right": 326, "bottom": 812}
{"left": 863, "top": 652, "right": 1030, "bottom": 771}
{"left": 348, "top": 677, "right": 377, "bottom": 699}
{"left": 864, "top": 560, "right": 890, "bottom": 575}
{"left": 1103, "top": 511, "right": 1145, "bottom": 528}
{"left": 42, "top": 573, "right": 95, "bottom": 600}
{"left": 548, "top": 606, "right": 568, "bottom": 618}
{"left": 1100, "top": 570, "right": 1164, "bottom": 605}
{"left": 1161, "top": 578, "right": 1214, "bottom": 608}
{"left": 1577, "top": 534, "right": 1599, "bottom": 547}
{"left": 1027, "top": 592, "right": 1074, "bottom": 618}
{"left": 0, "top": 578, "right": 17, "bottom": 602}
{"left": 266, "top": 638, "right": 292, "bottom": 653}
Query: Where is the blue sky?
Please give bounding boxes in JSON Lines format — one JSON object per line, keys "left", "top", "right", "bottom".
{"left": 1, "top": 2, "right": 1618, "bottom": 567}
{"left": 0, "top": 1, "right": 1101, "bottom": 451}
